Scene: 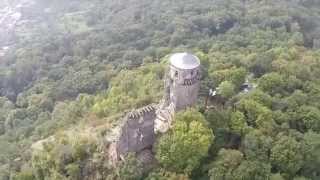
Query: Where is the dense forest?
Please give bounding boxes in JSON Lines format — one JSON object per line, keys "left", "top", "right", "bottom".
{"left": 0, "top": 0, "right": 320, "bottom": 179}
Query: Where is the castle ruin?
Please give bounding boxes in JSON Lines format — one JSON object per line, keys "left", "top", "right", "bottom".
{"left": 108, "top": 52, "right": 201, "bottom": 164}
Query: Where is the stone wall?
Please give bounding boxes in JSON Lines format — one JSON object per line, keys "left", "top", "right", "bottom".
{"left": 108, "top": 105, "right": 157, "bottom": 163}
{"left": 169, "top": 65, "right": 201, "bottom": 111}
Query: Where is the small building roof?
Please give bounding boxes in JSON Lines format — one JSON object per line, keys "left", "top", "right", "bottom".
{"left": 170, "top": 52, "right": 200, "bottom": 70}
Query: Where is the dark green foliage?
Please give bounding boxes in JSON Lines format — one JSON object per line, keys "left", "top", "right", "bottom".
{"left": 232, "top": 160, "right": 271, "bottom": 180}
{"left": 208, "top": 148, "right": 271, "bottom": 180}
{"left": 204, "top": 109, "right": 231, "bottom": 131}
{"left": 301, "top": 132, "right": 320, "bottom": 179}
{"left": 208, "top": 149, "right": 244, "bottom": 180}
{"left": 299, "top": 106, "right": 320, "bottom": 132}
{"left": 271, "top": 135, "right": 304, "bottom": 176}
{"left": 258, "top": 72, "right": 285, "bottom": 95}
{"left": 112, "top": 153, "right": 144, "bottom": 180}
{"left": 146, "top": 169, "right": 189, "bottom": 180}
{"left": 242, "top": 130, "right": 273, "bottom": 161}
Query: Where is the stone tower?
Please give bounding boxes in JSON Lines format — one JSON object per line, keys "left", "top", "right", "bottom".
{"left": 108, "top": 52, "right": 202, "bottom": 164}
{"left": 168, "top": 52, "right": 201, "bottom": 110}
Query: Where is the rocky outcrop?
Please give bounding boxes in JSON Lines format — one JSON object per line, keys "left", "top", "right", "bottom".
{"left": 154, "top": 102, "right": 175, "bottom": 134}
{"left": 153, "top": 75, "right": 176, "bottom": 134}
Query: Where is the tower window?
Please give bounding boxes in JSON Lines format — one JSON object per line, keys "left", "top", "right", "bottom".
{"left": 174, "top": 71, "right": 178, "bottom": 77}
{"left": 191, "top": 70, "right": 194, "bottom": 76}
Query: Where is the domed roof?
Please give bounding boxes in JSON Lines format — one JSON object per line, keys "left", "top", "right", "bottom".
{"left": 170, "top": 52, "right": 200, "bottom": 70}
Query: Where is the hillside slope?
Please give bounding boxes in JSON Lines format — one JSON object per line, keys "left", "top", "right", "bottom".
{"left": 0, "top": 0, "right": 320, "bottom": 179}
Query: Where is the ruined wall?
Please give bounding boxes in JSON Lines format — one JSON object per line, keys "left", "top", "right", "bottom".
{"left": 108, "top": 105, "right": 156, "bottom": 162}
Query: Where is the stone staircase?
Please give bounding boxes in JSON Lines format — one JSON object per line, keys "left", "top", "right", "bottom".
{"left": 154, "top": 102, "right": 175, "bottom": 133}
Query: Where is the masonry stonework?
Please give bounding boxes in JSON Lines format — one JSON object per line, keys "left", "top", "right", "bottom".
{"left": 108, "top": 52, "right": 201, "bottom": 164}
{"left": 169, "top": 53, "right": 201, "bottom": 110}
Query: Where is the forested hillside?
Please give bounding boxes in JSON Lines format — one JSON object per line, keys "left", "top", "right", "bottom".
{"left": 0, "top": 0, "right": 320, "bottom": 179}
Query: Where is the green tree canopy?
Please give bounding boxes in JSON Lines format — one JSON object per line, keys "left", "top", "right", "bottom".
{"left": 217, "top": 81, "right": 236, "bottom": 99}
{"left": 271, "top": 135, "right": 304, "bottom": 176}
{"left": 156, "top": 109, "right": 214, "bottom": 174}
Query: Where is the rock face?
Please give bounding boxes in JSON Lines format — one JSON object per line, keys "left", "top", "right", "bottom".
{"left": 108, "top": 52, "right": 201, "bottom": 165}
{"left": 154, "top": 102, "right": 175, "bottom": 134}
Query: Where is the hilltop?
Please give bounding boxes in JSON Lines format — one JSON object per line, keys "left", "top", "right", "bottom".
{"left": 0, "top": 0, "right": 320, "bottom": 179}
